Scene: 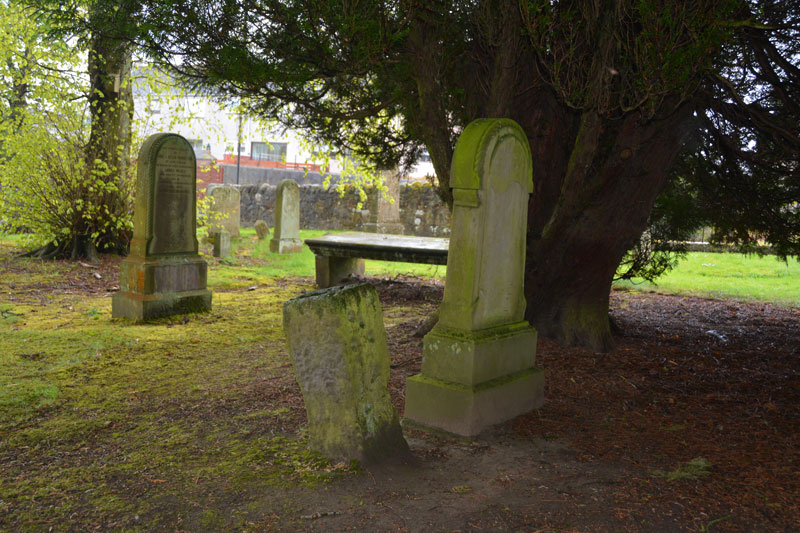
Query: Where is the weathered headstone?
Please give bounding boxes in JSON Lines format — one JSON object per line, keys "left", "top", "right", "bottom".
{"left": 270, "top": 179, "right": 302, "bottom": 253}
{"left": 208, "top": 184, "right": 241, "bottom": 238}
{"left": 283, "top": 283, "right": 408, "bottom": 463}
{"left": 404, "top": 119, "right": 543, "bottom": 436}
{"left": 211, "top": 230, "right": 230, "bottom": 259}
{"left": 112, "top": 133, "right": 212, "bottom": 320}
{"left": 254, "top": 219, "right": 270, "bottom": 240}
{"left": 364, "top": 169, "right": 404, "bottom": 235}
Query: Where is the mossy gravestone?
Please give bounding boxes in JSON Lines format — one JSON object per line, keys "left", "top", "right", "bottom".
{"left": 112, "top": 133, "right": 212, "bottom": 320}
{"left": 211, "top": 230, "right": 230, "bottom": 259}
{"left": 404, "top": 118, "right": 544, "bottom": 436}
{"left": 208, "top": 184, "right": 240, "bottom": 238}
{"left": 282, "top": 283, "right": 408, "bottom": 463}
{"left": 254, "top": 219, "right": 270, "bottom": 240}
{"left": 269, "top": 179, "right": 302, "bottom": 253}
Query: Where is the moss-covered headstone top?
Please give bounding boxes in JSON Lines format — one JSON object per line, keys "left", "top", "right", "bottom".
{"left": 131, "top": 133, "right": 198, "bottom": 258}
{"left": 439, "top": 118, "right": 533, "bottom": 331}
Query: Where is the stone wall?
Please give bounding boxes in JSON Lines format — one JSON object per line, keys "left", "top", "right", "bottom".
{"left": 237, "top": 182, "right": 451, "bottom": 236}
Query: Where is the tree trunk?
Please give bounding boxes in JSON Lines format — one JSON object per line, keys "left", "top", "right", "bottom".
{"left": 85, "top": 30, "right": 133, "bottom": 254}
{"left": 519, "top": 100, "right": 695, "bottom": 351}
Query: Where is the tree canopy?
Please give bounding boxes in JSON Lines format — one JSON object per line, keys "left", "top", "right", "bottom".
{"left": 108, "top": 0, "right": 798, "bottom": 349}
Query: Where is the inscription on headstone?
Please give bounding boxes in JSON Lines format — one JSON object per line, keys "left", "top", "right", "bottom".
{"left": 150, "top": 139, "right": 197, "bottom": 255}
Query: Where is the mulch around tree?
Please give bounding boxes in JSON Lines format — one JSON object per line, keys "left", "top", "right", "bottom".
{"left": 371, "top": 277, "right": 799, "bottom": 531}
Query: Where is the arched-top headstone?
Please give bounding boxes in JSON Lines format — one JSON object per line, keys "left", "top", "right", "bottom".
{"left": 440, "top": 118, "right": 533, "bottom": 331}
{"left": 270, "top": 179, "right": 302, "bottom": 253}
{"left": 113, "top": 133, "right": 211, "bottom": 320}
{"left": 130, "top": 133, "right": 199, "bottom": 258}
{"left": 404, "top": 118, "right": 543, "bottom": 437}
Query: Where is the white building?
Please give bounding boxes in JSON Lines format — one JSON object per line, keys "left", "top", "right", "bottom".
{"left": 131, "top": 65, "right": 434, "bottom": 180}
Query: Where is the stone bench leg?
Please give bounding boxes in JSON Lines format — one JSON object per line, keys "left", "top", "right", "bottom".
{"left": 315, "top": 256, "right": 365, "bottom": 288}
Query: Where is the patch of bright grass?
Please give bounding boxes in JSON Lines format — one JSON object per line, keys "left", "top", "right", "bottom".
{"left": 615, "top": 252, "right": 800, "bottom": 306}
{"left": 207, "top": 228, "right": 445, "bottom": 290}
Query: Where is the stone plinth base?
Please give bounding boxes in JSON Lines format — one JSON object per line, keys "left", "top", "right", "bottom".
{"left": 404, "top": 368, "right": 544, "bottom": 437}
{"left": 270, "top": 237, "right": 302, "bottom": 253}
{"left": 112, "top": 254, "right": 212, "bottom": 321}
{"left": 421, "top": 322, "right": 537, "bottom": 385}
{"left": 315, "top": 256, "right": 365, "bottom": 288}
{"left": 404, "top": 321, "right": 543, "bottom": 436}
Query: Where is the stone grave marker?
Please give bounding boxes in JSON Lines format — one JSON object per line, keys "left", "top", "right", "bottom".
{"left": 270, "top": 179, "right": 302, "bottom": 253}
{"left": 254, "top": 219, "right": 270, "bottom": 240}
{"left": 112, "top": 133, "right": 212, "bottom": 320}
{"left": 211, "top": 230, "right": 230, "bottom": 258}
{"left": 364, "top": 169, "right": 404, "bottom": 235}
{"left": 208, "top": 184, "right": 240, "bottom": 238}
{"left": 283, "top": 283, "right": 408, "bottom": 463}
{"left": 404, "top": 118, "right": 543, "bottom": 436}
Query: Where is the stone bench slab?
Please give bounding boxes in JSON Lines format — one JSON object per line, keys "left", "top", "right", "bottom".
{"left": 304, "top": 232, "right": 449, "bottom": 287}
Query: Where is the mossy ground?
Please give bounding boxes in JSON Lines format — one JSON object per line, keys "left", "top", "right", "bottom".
{"left": 2, "top": 230, "right": 797, "bottom": 531}
{"left": 0, "top": 234, "right": 370, "bottom": 531}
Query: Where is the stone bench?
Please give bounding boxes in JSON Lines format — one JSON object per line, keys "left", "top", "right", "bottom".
{"left": 304, "top": 232, "right": 449, "bottom": 287}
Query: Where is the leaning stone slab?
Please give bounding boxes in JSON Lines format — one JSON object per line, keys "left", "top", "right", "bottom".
{"left": 282, "top": 283, "right": 408, "bottom": 463}
{"left": 404, "top": 118, "right": 543, "bottom": 437}
{"left": 112, "top": 133, "right": 212, "bottom": 320}
{"left": 208, "top": 184, "right": 241, "bottom": 238}
{"left": 270, "top": 179, "right": 302, "bottom": 253}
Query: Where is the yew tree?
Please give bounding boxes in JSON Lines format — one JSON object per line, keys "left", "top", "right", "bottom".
{"left": 134, "top": 0, "right": 799, "bottom": 350}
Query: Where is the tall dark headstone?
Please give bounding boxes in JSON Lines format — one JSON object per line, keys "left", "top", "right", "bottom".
{"left": 112, "top": 133, "right": 212, "bottom": 320}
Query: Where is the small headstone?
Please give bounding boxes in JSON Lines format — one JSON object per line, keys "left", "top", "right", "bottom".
{"left": 283, "top": 283, "right": 408, "bottom": 463}
{"left": 208, "top": 185, "right": 240, "bottom": 238}
{"left": 364, "top": 169, "right": 405, "bottom": 235}
{"left": 404, "top": 119, "right": 544, "bottom": 436}
{"left": 112, "top": 133, "right": 212, "bottom": 320}
{"left": 211, "top": 230, "right": 230, "bottom": 258}
{"left": 270, "top": 179, "right": 302, "bottom": 253}
{"left": 254, "top": 219, "right": 270, "bottom": 240}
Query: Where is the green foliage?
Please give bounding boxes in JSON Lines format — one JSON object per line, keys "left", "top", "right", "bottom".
{"left": 617, "top": 177, "right": 706, "bottom": 282}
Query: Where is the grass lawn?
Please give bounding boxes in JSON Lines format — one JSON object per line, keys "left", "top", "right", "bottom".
{"left": 209, "top": 228, "right": 446, "bottom": 289}
{"left": 614, "top": 251, "right": 800, "bottom": 306}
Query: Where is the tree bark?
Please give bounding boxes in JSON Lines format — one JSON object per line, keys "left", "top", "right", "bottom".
{"left": 519, "top": 100, "right": 696, "bottom": 351}
{"left": 85, "top": 30, "right": 133, "bottom": 255}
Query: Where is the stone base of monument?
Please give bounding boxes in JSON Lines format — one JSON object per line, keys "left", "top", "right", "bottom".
{"left": 363, "top": 221, "right": 405, "bottom": 235}
{"left": 314, "top": 256, "right": 365, "bottom": 287}
{"left": 112, "top": 255, "right": 212, "bottom": 321}
{"left": 403, "top": 322, "right": 544, "bottom": 437}
{"left": 269, "top": 237, "right": 302, "bottom": 254}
